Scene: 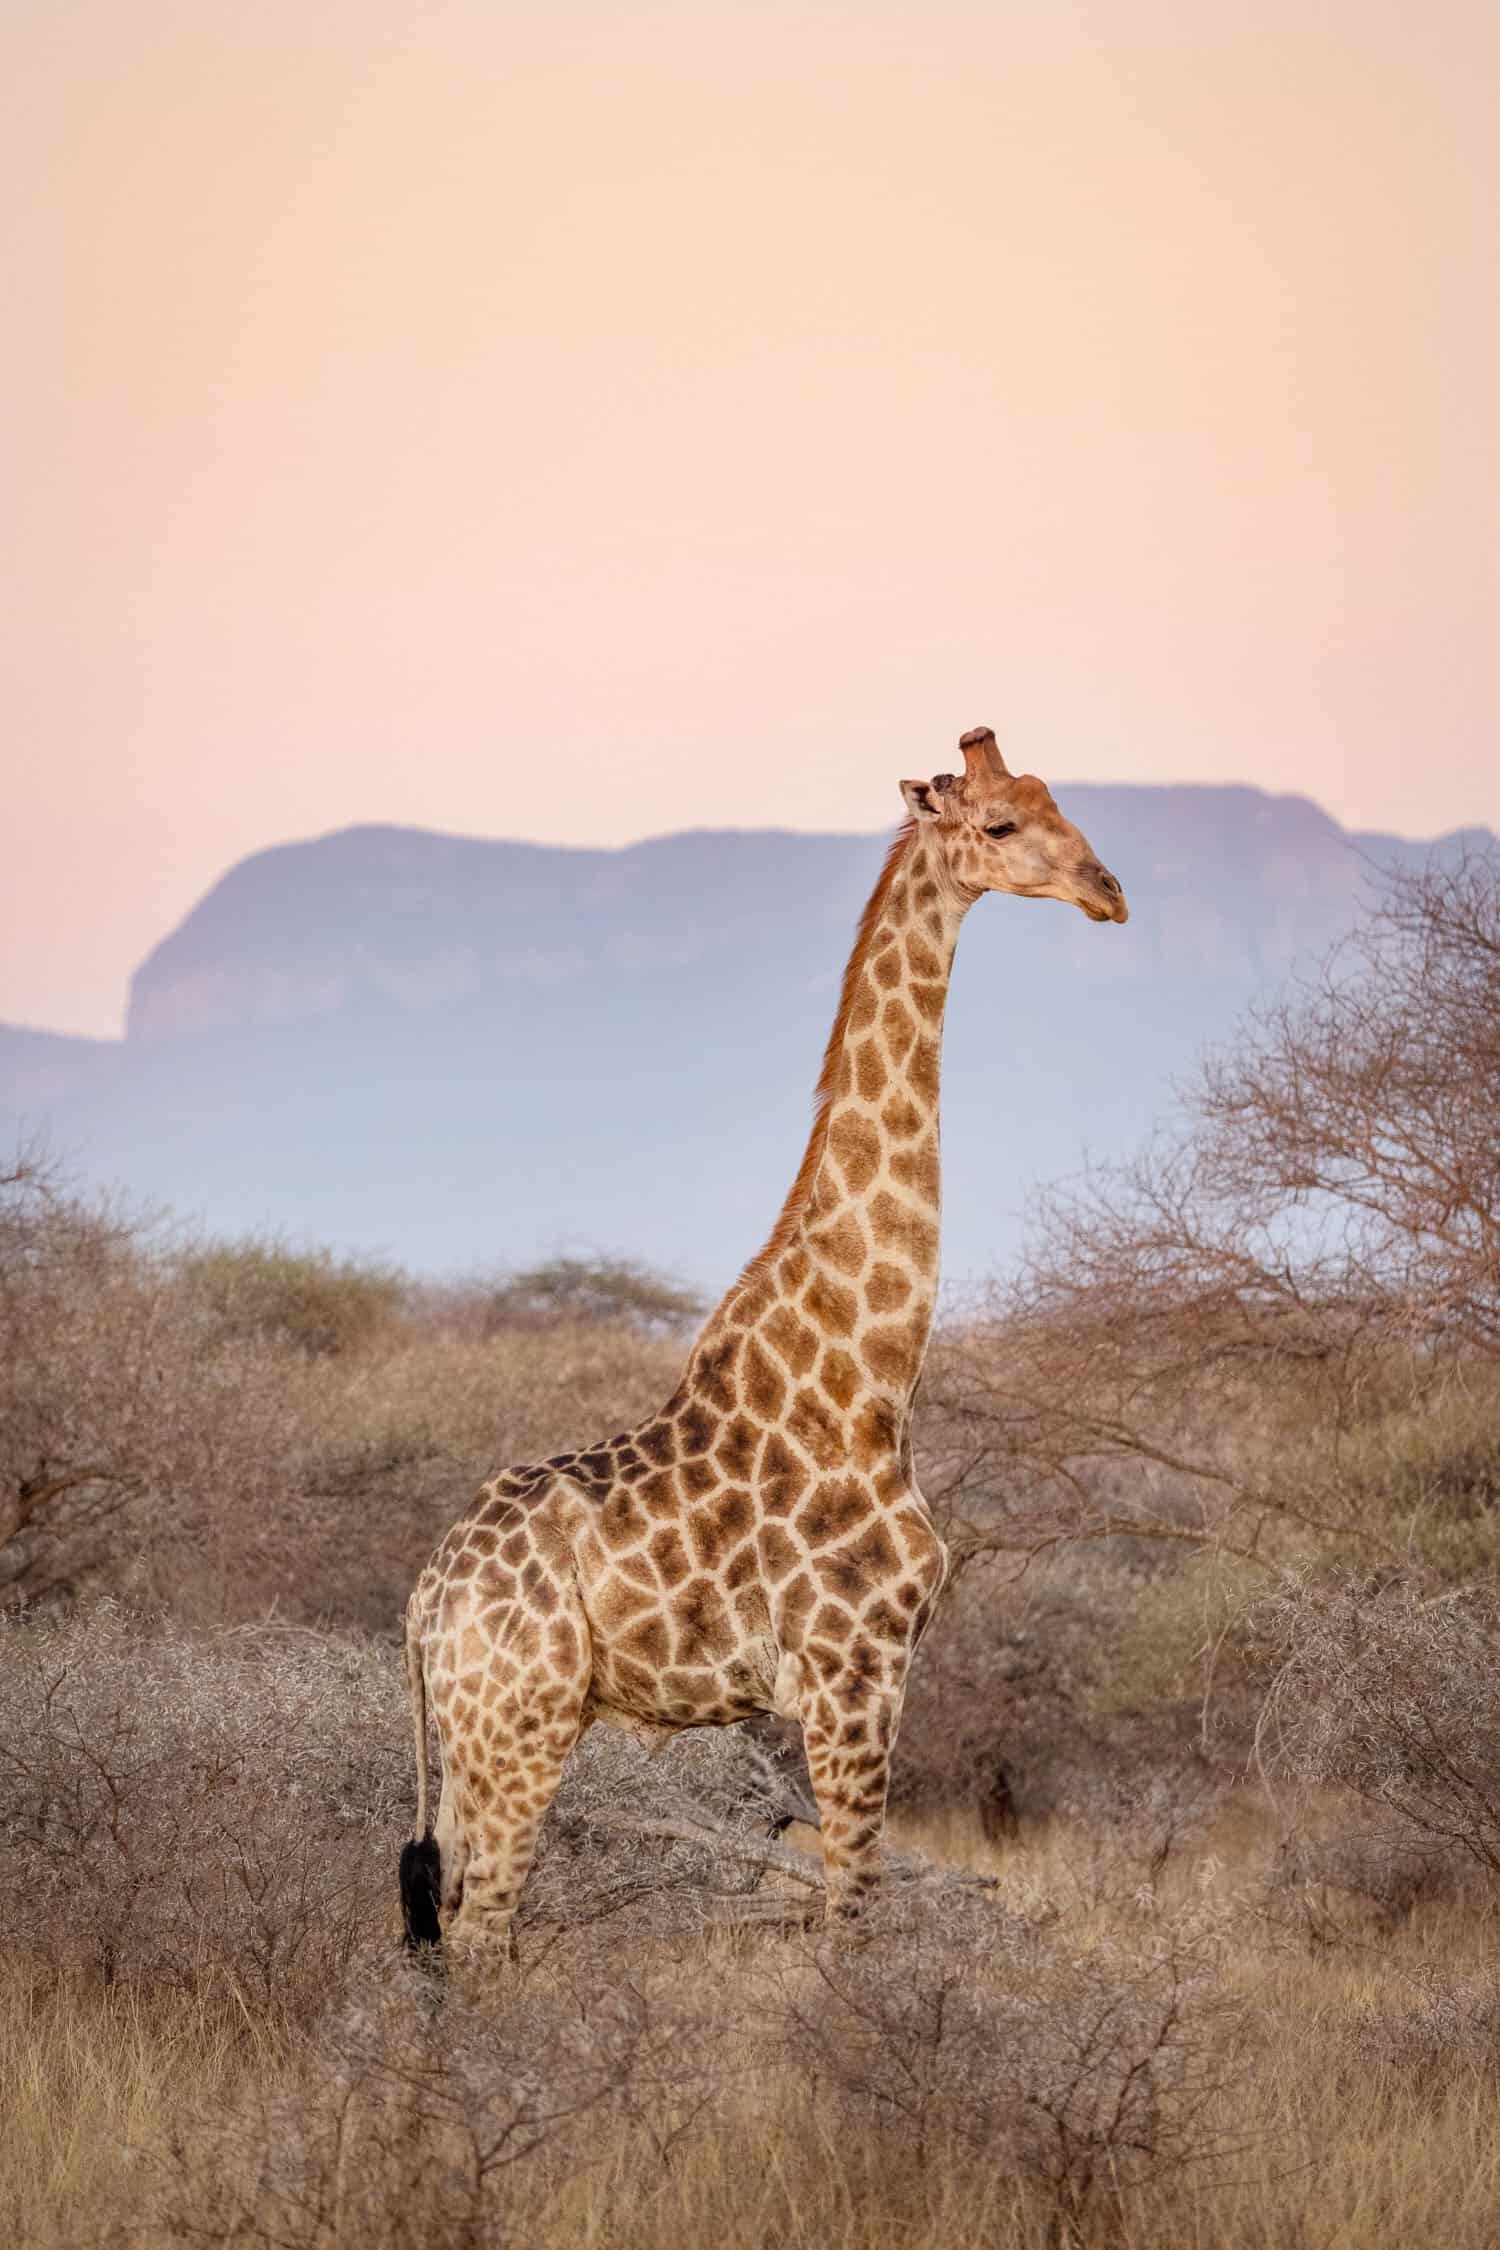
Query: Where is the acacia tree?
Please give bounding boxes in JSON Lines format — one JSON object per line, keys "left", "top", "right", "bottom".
{"left": 482, "top": 1255, "right": 704, "bottom": 1332}
{"left": 919, "top": 852, "right": 1500, "bottom": 1571}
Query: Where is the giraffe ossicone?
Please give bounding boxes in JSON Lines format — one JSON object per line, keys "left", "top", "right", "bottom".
{"left": 400, "top": 729, "right": 1128, "bottom": 1954}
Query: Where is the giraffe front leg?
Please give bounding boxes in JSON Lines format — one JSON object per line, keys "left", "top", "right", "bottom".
{"left": 797, "top": 1659, "right": 905, "bottom": 1922}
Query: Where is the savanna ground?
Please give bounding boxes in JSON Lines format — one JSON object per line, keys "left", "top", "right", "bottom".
{"left": 4, "top": 855, "right": 1499, "bottom": 2247}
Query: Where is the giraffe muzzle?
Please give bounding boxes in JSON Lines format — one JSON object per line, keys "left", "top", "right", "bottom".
{"left": 1080, "top": 866, "right": 1129, "bottom": 925}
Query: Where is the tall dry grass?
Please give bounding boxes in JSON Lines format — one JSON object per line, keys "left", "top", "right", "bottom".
{"left": 8, "top": 1792, "right": 1500, "bottom": 2250}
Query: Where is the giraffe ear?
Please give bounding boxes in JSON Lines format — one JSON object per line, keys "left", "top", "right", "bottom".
{"left": 900, "top": 778, "right": 942, "bottom": 823}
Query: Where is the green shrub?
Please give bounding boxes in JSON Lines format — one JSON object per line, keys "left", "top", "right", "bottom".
{"left": 1259, "top": 1393, "right": 1500, "bottom": 1578}
{"left": 1074, "top": 1399, "right": 1500, "bottom": 1722}
{"left": 178, "top": 1239, "right": 406, "bottom": 1358}
{"left": 1334, "top": 1397, "right": 1500, "bottom": 1519}
{"left": 1072, "top": 1552, "right": 1264, "bottom": 1722}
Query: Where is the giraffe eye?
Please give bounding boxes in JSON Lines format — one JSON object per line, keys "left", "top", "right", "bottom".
{"left": 985, "top": 822, "right": 1018, "bottom": 841}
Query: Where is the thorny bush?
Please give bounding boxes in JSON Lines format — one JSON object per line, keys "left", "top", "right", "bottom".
{"left": 1257, "top": 1576, "right": 1500, "bottom": 1881}
{"left": 1, "top": 1609, "right": 1253, "bottom": 2246}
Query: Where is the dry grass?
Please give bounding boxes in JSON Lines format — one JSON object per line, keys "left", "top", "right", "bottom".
{"left": 0, "top": 1973, "right": 258, "bottom": 2247}
{"left": 8, "top": 1795, "right": 1500, "bottom": 2250}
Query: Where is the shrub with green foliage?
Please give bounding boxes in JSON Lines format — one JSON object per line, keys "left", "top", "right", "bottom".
{"left": 176, "top": 1239, "right": 406, "bottom": 1357}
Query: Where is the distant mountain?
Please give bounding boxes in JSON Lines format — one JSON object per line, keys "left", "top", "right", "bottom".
{"left": 3, "top": 788, "right": 1492, "bottom": 1284}
{"left": 0, "top": 1023, "right": 118, "bottom": 1110}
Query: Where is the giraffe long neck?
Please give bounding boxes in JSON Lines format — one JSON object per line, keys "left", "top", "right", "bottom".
{"left": 689, "top": 821, "right": 970, "bottom": 1435}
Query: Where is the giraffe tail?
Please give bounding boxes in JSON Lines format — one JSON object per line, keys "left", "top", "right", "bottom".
{"left": 399, "top": 1601, "right": 442, "bottom": 1952}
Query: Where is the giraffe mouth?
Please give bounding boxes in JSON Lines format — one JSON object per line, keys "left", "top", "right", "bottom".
{"left": 1079, "top": 874, "right": 1129, "bottom": 924}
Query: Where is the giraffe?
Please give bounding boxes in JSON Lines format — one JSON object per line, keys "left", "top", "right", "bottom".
{"left": 399, "top": 726, "right": 1129, "bottom": 1953}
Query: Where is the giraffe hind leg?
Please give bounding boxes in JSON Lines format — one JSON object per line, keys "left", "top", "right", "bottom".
{"left": 432, "top": 1581, "right": 594, "bottom": 1962}
{"left": 434, "top": 1758, "right": 468, "bottom": 1914}
{"left": 442, "top": 1683, "right": 590, "bottom": 1959}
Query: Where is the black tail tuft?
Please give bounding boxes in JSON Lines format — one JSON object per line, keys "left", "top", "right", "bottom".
{"left": 399, "top": 1835, "right": 443, "bottom": 1952}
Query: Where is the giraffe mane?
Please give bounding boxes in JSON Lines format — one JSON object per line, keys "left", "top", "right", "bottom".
{"left": 742, "top": 818, "right": 917, "bottom": 1275}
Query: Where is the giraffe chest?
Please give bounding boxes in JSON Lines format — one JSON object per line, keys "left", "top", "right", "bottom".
{"left": 567, "top": 1458, "right": 947, "bottom": 1732}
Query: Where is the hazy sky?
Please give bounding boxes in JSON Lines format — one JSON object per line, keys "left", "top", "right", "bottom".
{"left": 4, "top": 0, "right": 1497, "bottom": 1036}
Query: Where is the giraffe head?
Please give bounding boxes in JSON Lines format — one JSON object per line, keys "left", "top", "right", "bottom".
{"left": 900, "top": 726, "right": 1129, "bottom": 924}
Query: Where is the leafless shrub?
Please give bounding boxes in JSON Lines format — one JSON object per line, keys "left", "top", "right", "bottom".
{"left": 747, "top": 1888, "right": 1249, "bottom": 2240}
{"left": 889, "top": 1564, "right": 1051, "bottom": 1818}
{"left": 0, "top": 1159, "right": 306, "bottom": 1609}
{"left": 0, "top": 1597, "right": 1260, "bottom": 2250}
{"left": 0, "top": 1609, "right": 960, "bottom": 2000}
{"left": 0, "top": 1607, "right": 407, "bottom": 2007}
{"left": 514, "top": 1716, "right": 1010, "bottom": 1956}
{"left": 1257, "top": 1818, "right": 1435, "bottom": 1949}
{"left": 515, "top": 1724, "right": 814, "bottom": 1946}
{"left": 139, "top": 1830, "right": 1249, "bottom": 2250}
{"left": 920, "top": 853, "right": 1500, "bottom": 1582}
{"left": 1328, "top": 1965, "right": 1500, "bottom": 2093}
{"left": 891, "top": 1547, "right": 1237, "bottom": 1846}
{"left": 0, "top": 1148, "right": 681, "bottom": 1622}
{"left": 1256, "top": 1576, "right": 1500, "bottom": 1880}
{"left": 150, "top": 1964, "right": 728, "bottom": 2249}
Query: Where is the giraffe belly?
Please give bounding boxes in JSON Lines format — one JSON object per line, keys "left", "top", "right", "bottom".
{"left": 582, "top": 1577, "right": 780, "bottom": 1731}
{"left": 569, "top": 1471, "right": 781, "bottom": 1728}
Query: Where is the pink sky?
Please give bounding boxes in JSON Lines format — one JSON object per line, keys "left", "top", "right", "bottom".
{"left": 3, "top": 0, "right": 1497, "bottom": 1037}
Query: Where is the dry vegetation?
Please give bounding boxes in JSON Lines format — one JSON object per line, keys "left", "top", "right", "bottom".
{"left": 3, "top": 853, "right": 1499, "bottom": 2247}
